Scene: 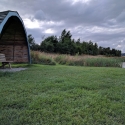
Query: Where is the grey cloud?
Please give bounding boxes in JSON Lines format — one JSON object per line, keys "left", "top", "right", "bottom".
{"left": 26, "top": 28, "right": 46, "bottom": 43}
{"left": 116, "top": 10, "right": 125, "bottom": 22}
{"left": 0, "top": 0, "right": 125, "bottom": 52}
{"left": 34, "top": 10, "right": 46, "bottom": 20}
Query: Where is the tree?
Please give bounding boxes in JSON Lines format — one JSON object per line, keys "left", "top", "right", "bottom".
{"left": 111, "top": 48, "right": 116, "bottom": 56}
{"left": 40, "top": 35, "right": 58, "bottom": 52}
{"left": 99, "top": 46, "right": 104, "bottom": 55}
{"left": 28, "top": 34, "right": 40, "bottom": 50}
{"left": 93, "top": 43, "right": 98, "bottom": 55}
{"left": 57, "top": 29, "right": 73, "bottom": 54}
{"left": 60, "top": 29, "right": 72, "bottom": 43}
{"left": 28, "top": 34, "right": 35, "bottom": 47}
{"left": 88, "top": 41, "right": 94, "bottom": 55}
{"left": 36, "top": 29, "right": 122, "bottom": 57}
{"left": 81, "top": 42, "right": 88, "bottom": 54}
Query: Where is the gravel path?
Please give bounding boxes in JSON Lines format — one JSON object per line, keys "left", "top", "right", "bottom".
{"left": 0, "top": 68, "right": 27, "bottom": 72}
{"left": 0, "top": 62, "right": 125, "bottom": 72}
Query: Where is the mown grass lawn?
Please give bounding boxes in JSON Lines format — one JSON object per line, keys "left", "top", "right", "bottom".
{"left": 0, "top": 65, "right": 125, "bottom": 125}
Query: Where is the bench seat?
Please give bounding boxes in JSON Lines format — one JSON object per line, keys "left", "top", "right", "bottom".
{"left": 0, "top": 53, "right": 13, "bottom": 68}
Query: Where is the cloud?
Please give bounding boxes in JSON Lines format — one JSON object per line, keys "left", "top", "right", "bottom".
{"left": 44, "top": 29, "right": 55, "bottom": 34}
{"left": 0, "top": 0, "right": 125, "bottom": 52}
{"left": 24, "top": 19, "right": 41, "bottom": 29}
{"left": 34, "top": 10, "right": 46, "bottom": 20}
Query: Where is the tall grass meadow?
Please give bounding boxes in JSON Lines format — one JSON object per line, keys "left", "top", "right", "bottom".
{"left": 31, "top": 51, "right": 124, "bottom": 67}
{"left": 31, "top": 51, "right": 56, "bottom": 65}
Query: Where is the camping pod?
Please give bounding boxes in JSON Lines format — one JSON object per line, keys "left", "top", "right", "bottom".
{"left": 0, "top": 10, "right": 31, "bottom": 63}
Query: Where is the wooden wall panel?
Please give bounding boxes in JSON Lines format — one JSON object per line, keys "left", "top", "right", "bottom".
{"left": 0, "top": 40, "right": 26, "bottom": 45}
{"left": 0, "top": 40, "right": 14, "bottom": 45}
{"left": 14, "top": 46, "right": 28, "bottom": 62}
{"left": 0, "top": 45, "right": 13, "bottom": 60}
{"left": 0, "top": 45, "right": 29, "bottom": 62}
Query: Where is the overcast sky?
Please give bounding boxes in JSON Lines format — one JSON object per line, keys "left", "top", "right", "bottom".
{"left": 0, "top": 0, "right": 125, "bottom": 52}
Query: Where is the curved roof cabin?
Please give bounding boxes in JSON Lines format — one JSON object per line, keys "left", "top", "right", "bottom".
{"left": 0, "top": 10, "right": 31, "bottom": 63}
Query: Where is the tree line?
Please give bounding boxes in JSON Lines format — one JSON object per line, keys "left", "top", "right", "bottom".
{"left": 28, "top": 29, "right": 121, "bottom": 57}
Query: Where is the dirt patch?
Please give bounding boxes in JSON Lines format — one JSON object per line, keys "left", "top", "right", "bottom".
{"left": 0, "top": 68, "right": 27, "bottom": 72}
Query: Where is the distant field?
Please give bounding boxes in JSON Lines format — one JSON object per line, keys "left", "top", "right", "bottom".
{"left": 0, "top": 64, "right": 125, "bottom": 125}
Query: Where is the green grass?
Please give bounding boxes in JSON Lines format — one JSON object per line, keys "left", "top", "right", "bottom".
{"left": 0, "top": 64, "right": 125, "bottom": 125}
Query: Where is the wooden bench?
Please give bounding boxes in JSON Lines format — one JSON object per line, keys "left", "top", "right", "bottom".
{"left": 0, "top": 53, "right": 13, "bottom": 68}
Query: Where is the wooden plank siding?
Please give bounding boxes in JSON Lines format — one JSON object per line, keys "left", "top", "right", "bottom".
{"left": 0, "top": 45, "right": 28, "bottom": 62}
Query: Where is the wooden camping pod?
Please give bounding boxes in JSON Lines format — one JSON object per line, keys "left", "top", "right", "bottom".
{"left": 0, "top": 10, "right": 31, "bottom": 63}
